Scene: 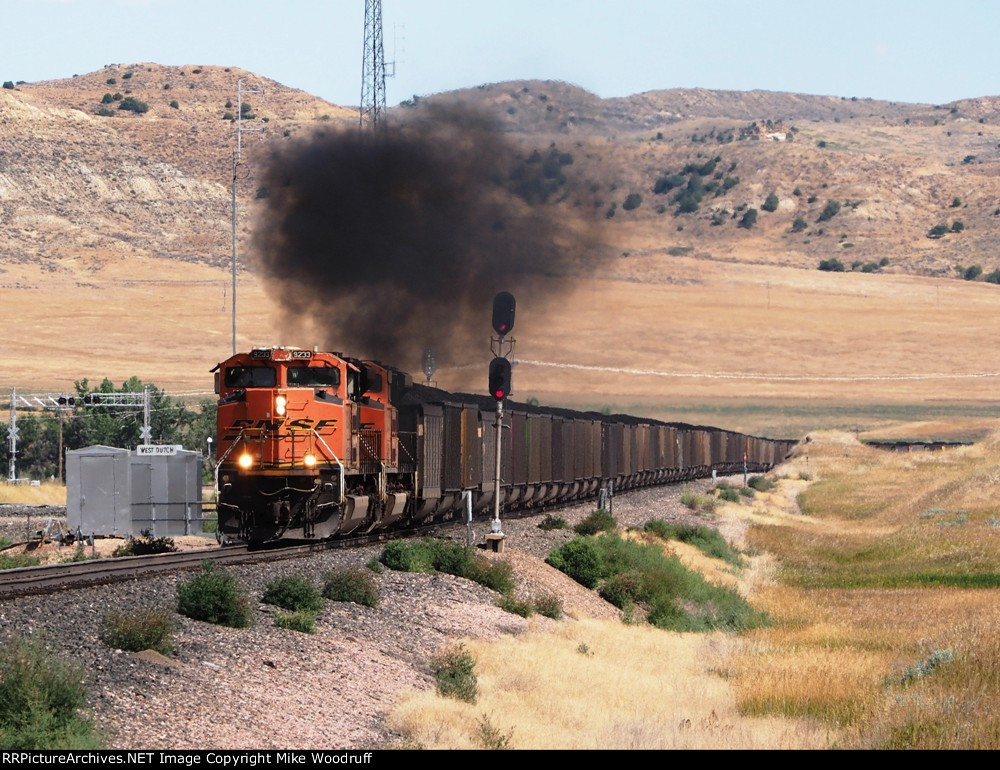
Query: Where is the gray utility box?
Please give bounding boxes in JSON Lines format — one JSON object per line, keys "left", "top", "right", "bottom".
{"left": 66, "top": 445, "right": 204, "bottom": 537}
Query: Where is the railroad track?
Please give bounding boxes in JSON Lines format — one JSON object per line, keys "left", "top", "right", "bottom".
{"left": 0, "top": 535, "right": 393, "bottom": 600}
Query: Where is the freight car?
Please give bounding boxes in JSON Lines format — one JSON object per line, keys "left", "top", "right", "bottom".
{"left": 212, "top": 347, "right": 796, "bottom": 542}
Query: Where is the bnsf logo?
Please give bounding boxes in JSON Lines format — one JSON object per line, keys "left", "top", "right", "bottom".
{"left": 223, "top": 418, "right": 337, "bottom": 440}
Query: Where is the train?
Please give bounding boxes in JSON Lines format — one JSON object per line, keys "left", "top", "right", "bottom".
{"left": 212, "top": 347, "right": 797, "bottom": 543}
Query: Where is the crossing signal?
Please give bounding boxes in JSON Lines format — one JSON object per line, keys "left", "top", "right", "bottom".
{"left": 489, "top": 357, "right": 512, "bottom": 402}
{"left": 492, "top": 292, "right": 516, "bottom": 336}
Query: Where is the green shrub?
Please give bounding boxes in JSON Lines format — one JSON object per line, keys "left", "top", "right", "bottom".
{"left": 817, "top": 200, "right": 841, "bottom": 222}
{"left": 963, "top": 265, "right": 982, "bottom": 281}
{"left": 0, "top": 552, "right": 41, "bottom": 570}
{"left": 100, "top": 93, "right": 114, "bottom": 104}
{"left": 680, "top": 489, "right": 699, "bottom": 509}
{"left": 718, "top": 487, "right": 740, "bottom": 503}
{"left": 761, "top": 192, "right": 779, "bottom": 212}
{"left": 274, "top": 611, "right": 316, "bottom": 634}
{"left": 818, "top": 258, "right": 845, "bottom": 272}
{"left": 176, "top": 562, "right": 252, "bottom": 628}
{"left": 95, "top": 108, "right": 115, "bottom": 117}
{"left": 169, "top": 100, "right": 179, "bottom": 109}
{"left": 928, "top": 223, "right": 949, "bottom": 238}
{"left": 365, "top": 556, "right": 384, "bottom": 573}
{"left": 0, "top": 638, "right": 102, "bottom": 749}
{"left": 551, "top": 534, "right": 766, "bottom": 632}
{"left": 117, "top": 96, "right": 149, "bottom": 114}
{"left": 622, "top": 192, "right": 642, "bottom": 211}
{"left": 380, "top": 539, "right": 514, "bottom": 594}
{"left": 222, "top": 112, "right": 235, "bottom": 121}
{"left": 748, "top": 475, "right": 776, "bottom": 492}
{"left": 653, "top": 173, "right": 686, "bottom": 194}
{"left": 322, "top": 567, "right": 379, "bottom": 608}
{"left": 1, "top": 81, "right": 13, "bottom": 90}
{"left": 738, "top": 208, "right": 757, "bottom": 229}
{"left": 106, "top": 78, "right": 116, "bottom": 85}
{"left": 262, "top": 575, "right": 323, "bottom": 613}
{"left": 643, "top": 520, "right": 743, "bottom": 566}
{"left": 477, "top": 714, "right": 514, "bottom": 750}
{"left": 739, "top": 486, "right": 755, "bottom": 498}
{"left": 984, "top": 269, "right": 1000, "bottom": 285}
{"left": 951, "top": 220, "right": 965, "bottom": 233}
{"left": 122, "top": 72, "right": 132, "bottom": 80}
{"left": 431, "top": 645, "right": 478, "bottom": 703}
{"left": 497, "top": 594, "right": 534, "bottom": 617}
{"left": 100, "top": 608, "right": 173, "bottom": 653}
{"left": 112, "top": 530, "right": 177, "bottom": 557}
{"left": 545, "top": 538, "right": 602, "bottom": 588}
{"left": 574, "top": 509, "right": 617, "bottom": 536}
{"left": 537, "top": 514, "right": 568, "bottom": 531}
{"left": 951, "top": 196, "right": 962, "bottom": 208}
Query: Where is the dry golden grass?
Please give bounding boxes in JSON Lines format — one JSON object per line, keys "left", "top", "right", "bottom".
{"left": 725, "top": 428, "right": 1000, "bottom": 748}
{"left": 389, "top": 618, "right": 833, "bottom": 750}
{"left": 0, "top": 480, "right": 67, "bottom": 505}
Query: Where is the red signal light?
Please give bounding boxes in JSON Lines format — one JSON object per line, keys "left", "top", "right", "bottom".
{"left": 488, "top": 357, "right": 512, "bottom": 402}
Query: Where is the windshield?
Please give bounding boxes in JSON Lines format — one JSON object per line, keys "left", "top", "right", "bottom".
{"left": 224, "top": 366, "right": 276, "bottom": 388}
{"left": 287, "top": 366, "right": 341, "bottom": 388}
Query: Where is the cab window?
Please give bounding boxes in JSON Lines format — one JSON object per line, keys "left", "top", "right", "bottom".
{"left": 287, "top": 366, "right": 341, "bottom": 388}
{"left": 224, "top": 366, "right": 276, "bottom": 388}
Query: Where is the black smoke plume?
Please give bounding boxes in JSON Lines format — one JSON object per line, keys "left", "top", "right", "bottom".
{"left": 253, "top": 106, "right": 607, "bottom": 371}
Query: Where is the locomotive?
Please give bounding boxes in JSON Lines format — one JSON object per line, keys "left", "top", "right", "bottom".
{"left": 213, "top": 347, "right": 796, "bottom": 543}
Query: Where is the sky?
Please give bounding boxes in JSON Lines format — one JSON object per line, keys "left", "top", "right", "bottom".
{"left": 1, "top": 0, "right": 998, "bottom": 107}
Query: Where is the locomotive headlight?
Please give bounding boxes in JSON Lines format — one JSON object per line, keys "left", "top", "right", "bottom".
{"left": 238, "top": 453, "right": 254, "bottom": 469}
{"left": 303, "top": 453, "right": 317, "bottom": 468}
{"left": 275, "top": 395, "right": 287, "bottom": 416}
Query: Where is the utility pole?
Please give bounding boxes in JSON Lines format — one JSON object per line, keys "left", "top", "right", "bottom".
{"left": 360, "top": 0, "right": 388, "bottom": 130}
{"left": 230, "top": 78, "right": 263, "bottom": 354}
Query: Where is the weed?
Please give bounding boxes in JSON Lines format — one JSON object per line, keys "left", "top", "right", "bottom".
{"left": 0, "top": 553, "right": 41, "bottom": 570}
{"left": 747, "top": 475, "right": 776, "bottom": 492}
{"left": 322, "top": 567, "right": 379, "bottom": 608}
{"left": 176, "top": 562, "right": 252, "bottom": 628}
{"left": 576, "top": 643, "right": 592, "bottom": 656}
{"left": 0, "top": 538, "right": 11, "bottom": 549}
{"left": 896, "top": 649, "right": 955, "bottom": 686}
{"left": 574, "top": 509, "right": 617, "bottom": 536}
{"left": 718, "top": 487, "right": 740, "bottom": 503}
{"left": 100, "top": 608, "right": 173, "bottom": 653}
{"left": 431, "top": 645, "right": 478, "bottom": 703}
{"left": 274, "top": 611, "right": 316, "bottom": 634}
{"left": 534, "top": 593, "right": 563, "bottom": 620}
{"left": 643, "top": 520, "right": 744, "bottom": 566}
{"left": 113, "top": 530, "right": 178, "bottom": 557}
{"left": 739, "top": 486, "right": 755, "bottom": 498}
{"left": 477, "top": 714, "right": 514, "bottom": 749}
{"left": 262, "top": 575, "right": 323, "bottom": 613}
{"left": 381, "top": 539, "right": 514, "bottom": 594}
{"left": 0, "top": 638, "right": 102, "bottom": 749}
{"left": 497, "top": 594, "right": 534, "bottom": 617}
{"left": 680, "top": 489, "right": 699, "bottom": 510}
{"left": 365, "top": 556, "right": 384, "bottom": 574}
{"left": 545, "top": 537, "right": 602, "bottom": 588}
{"left": 549, "top": 534, "right": 766, "bottom": 632}
{"left": 537, "top": 514, "right": 568, "bottom": 531}
{"left": 62, "top": 543, "right": 98, "bottom": 563}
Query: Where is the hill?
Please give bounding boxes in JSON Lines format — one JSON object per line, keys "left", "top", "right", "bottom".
{"left": 3, "top": 67, "right": 1000, "bottom": 435}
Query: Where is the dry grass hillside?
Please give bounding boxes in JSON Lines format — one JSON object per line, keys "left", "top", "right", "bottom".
{"left": 3, "top": 67, "right": 1000, "bottom": 435}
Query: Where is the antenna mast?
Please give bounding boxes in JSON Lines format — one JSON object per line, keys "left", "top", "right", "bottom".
{"left": 360, "top": 0, "right": 387, "bottom": 130}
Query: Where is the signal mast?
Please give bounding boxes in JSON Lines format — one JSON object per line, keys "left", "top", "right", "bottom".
{"left": 487, "top": 292, "right": 515, "bottom": 547}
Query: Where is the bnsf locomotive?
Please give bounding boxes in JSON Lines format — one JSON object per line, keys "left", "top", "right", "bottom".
{"left": 213, "top": 347, "right": 796, "bottom": 542}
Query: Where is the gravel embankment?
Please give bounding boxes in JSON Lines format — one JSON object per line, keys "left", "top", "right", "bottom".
{"left": 0, "top": 476, "right": 732, "bottom": 749}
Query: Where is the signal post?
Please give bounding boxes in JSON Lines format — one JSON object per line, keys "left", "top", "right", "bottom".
{"left": 487, "top": 292, "right": 515, "bottom": 552}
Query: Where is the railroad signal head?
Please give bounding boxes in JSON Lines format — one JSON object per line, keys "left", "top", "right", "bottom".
{"left": 492, "top": 291, "right": 516, "bottom": 336}
{"left": 488, "top": 357, "right": 512, "bottom": 402}
{"left": 57, "top": 395, "right": 75, "bottom": 406}
{"left": 84, "top": 394, "right": 102, "bottom": 405}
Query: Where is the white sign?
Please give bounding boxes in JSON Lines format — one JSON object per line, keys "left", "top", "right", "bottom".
{"left": 136, "top": 445, "right": 183, "bottom": 456}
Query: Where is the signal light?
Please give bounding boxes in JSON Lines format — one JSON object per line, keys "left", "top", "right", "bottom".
{"left": 84, "top": 394, "right": 102, "bottom": 405}
{"left": 57, "top": 396, "right": 75, "bottom": 406}
{"left": 492, "top": 291, "right": 516, "bottom": 336}
{"left": 488, "top": 357, "right": 512, "bottom": 402}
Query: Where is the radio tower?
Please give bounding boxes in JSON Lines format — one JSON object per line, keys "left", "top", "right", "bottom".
{"left": 360, "top": 0, "right": 387, "bottom": 130}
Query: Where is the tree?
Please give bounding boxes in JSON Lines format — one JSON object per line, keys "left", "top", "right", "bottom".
{"left": 762, "top": 192, "right": 779, "bottom": 212}
{"left": 927, "top": 223, "right": 949, "bottom": 239}
{"left": 3, "top": 81, "right": 16, "bottom": 90}
{"left": 118, "top": 96, "right": 149, "bottom": 114}
{"left": 738, "top": 208, "right": 758, "bottom": 229}
{"left": 622, "top": 193, "right": 642, "bottom": 211}
{"left": 791, "top": 217, "right": 808, "bottom": 233}
{"left": 818, "top": 258, "right": 845, "bottom": 272}
{"left": 817, "top": 200, "right": 841, "bottom": 222}
{"left": 963, "top": 265, "right": 982, "bottom": 281}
